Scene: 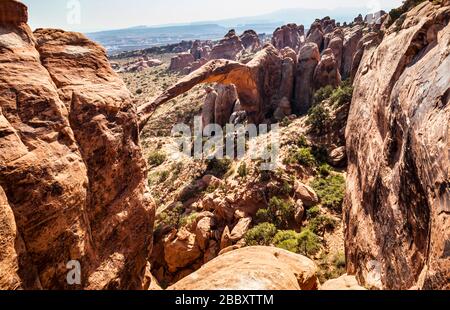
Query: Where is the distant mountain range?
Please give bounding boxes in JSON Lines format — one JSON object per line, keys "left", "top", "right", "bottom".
{"left": 86, "top": 6, "right": 383, "bottom": 54}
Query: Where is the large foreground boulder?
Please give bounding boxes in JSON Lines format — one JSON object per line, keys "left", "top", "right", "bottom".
{"left": 168, "top": 246, "right": 320, "bottom": 290}
{"left": 313, "top": 48, "right": 342, "bottom": 88}
{"left": 345, "top": 2, "right": 450, "bottom": 290}
{"left": 320, "top": 275, "right": 366, "bottom": 290}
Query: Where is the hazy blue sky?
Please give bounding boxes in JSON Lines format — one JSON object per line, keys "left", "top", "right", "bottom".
{"left": 22, "top": 0, "right": 402, "bottom": 32}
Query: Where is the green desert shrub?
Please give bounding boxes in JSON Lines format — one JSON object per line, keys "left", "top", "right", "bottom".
{"left": 276, "top": 238, "right": 300, "bottom": 253}
{"left": 158, "top": 170, "right": 170, "bottom": 182}
{"left": 255, "top": 208, "right": 272, "bottom": 224}
{"left": 318, "top": 252, "right": 347, "bottom": 283}
{"left": 255, "top": 197, "right": 295, "bottom": 229}
{"left": 311, "top": 174, "right": 346, "bottom": 211}
{"left": 268, "top": 197, "right": 296, "bottom": 229}
{"left": 295, "top": 135, "right": 309, "bottom": 148}
{"left": 155, "top": 203, "right": 184, "bottom": 231}
{"left": 280, "top": 117, "right": 293, "bottom": 127}
{"left": 272, "top": 229, "right": 322, "bottom": 256}
{"left": 311, "top": 145, "right": 329, "bottom": 164}
{"left": 206, "top": 157, "right": 232, "bottom": 178}
{"left": 314, "top": 85, "right": 334, "bottom": 104}
{"left": 318, "top": 163, "right": 332, "bottom": 177}
{"left": 297, "top": 229, "right": 321, "bottom": 256}
{"left": 244, "top": 223, "right": 278, "bottom": 246}
{"left": 179, "top": 212, "right": 198, "bottom": 228}
{"left": 237, "top": 162, "right": 249, "bottom": 178}
{"left": 148, "top": 151, "right": 167, "bottom": 167}
{"left": 333, "top": 252, "right": 346, "bottom": 269}
{"left": 170, "top": 162, "right": 184, "bottom": 179}
{"left": 280, "top": 179, "right": 294, "bottom": 196}
{"left": 307, "top": 104, "right": 330, "bottom": 134}
{"left": 259, "top": 169, "right": 274, "bottom": 182}
{"left": 284, "top": 147, "right": 317, "bottom": 167}
{"left": 297, "top": 148, "right": 317, "bottom": 167}
{"left": 308, "top": 215, "right": 338, "bottom": 237}
{"left": 306, "top": 206, "right": 321, "bottom": 220}
{"left": 273, "top": 230, "right": 302, "bottom": 253}
{"left": 330, "top": 83, "right": 353, "bottom": 107}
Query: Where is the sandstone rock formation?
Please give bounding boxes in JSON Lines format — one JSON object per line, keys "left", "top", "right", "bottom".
{"left": 329, "top": 146, "right": 347, "bottom": 167}
{"left": 273, "top": 97, "right": 293, "bottom": 121}
{"left": 167, "top": 30, "right": 252, "bottom": 75}
{"left": 341, "top": 24, "right": 363, "bottom": 79}
{"left": 364, "top": 10, "right": 387, "bottom": 26}
{"left": 1, "top": 0, "right": 26, "bottom": 24}
{"left": 139, "top": 45, "right": 285, "bottom": 127}
{"left": 0, "top": 186, "right": 27, "bottom": 289}
{"left": 272, "top": 23, "right": 305, "bottom": 53}
{"left": 306, "top": 20, "right": 324, "bottom": 51}
{"left": 141, "top": 11, "right": 393, "bottom": 124}
{"left": 169, "top": 52, "right": 195, "bottom": 72}
{"left": 201, "top": 84, "right": 240, "bottom": 128}
{"left": 280, "top": 47, "right": 297, "bottom": 64}
{"left": 240, "top": 30, "right": 262, "bottom": 52}
{"left": 350, "top": 32, "right": 381, "bottom": 81}
{"left": 345, "top": 1, "right": 450, "bottom": 290}
{"left": 191, "top": 40, "right": 211, "bottom": 60}
{"left": 0, "top": 1, "right": 154, "bottom": 289}
{"left": 294, "top": 181, "right": 319, "bottom": 208}
{"left": 120, "top": 57, "right": 163, "bottom": 73}
{"left": 293, "top": 43, "right": 320, "bottom": 114}
{"left": 209, "top": 29, "right": 245, "bottom": 60}
{"left": 185, "top": 58, "right": 209, "bottom": 75}
{"left": 168, "top": 246, "right": 320, "bottom": 290}
{"left": 214, "top": 84, "right": 239, "bottom": 127}
{"left": 202, "top": 86, "right": 218, "bottom": 128}
{"left": 326, "top": 29, "right": 344, "bottom": 70}
{"left": 164, "top": 228, "right": 202, "bottom": 272}
{"left": 313, "top": 48, "right": 342, "bottom": 89}
{"left": 229, "top": 217, "right": 252, "bottom": 242}
{"left": 353, "top": 14, "right": 364, "bottom": 24}
{"left": 320, "top": 16, "right": 336, "bottom": 34}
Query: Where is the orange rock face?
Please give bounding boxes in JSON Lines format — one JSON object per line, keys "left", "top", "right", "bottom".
{"left": 0, "top": 0, "right": 27, "bottom": 24}
{"left": 345, "top": 2, "right": 450, "bottom": 290}
{"left": 0, "top": 1, "right": 154, "bottom": 289}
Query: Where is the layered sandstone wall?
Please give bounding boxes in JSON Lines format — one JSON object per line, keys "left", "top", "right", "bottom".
{"left": 345, "top": 1, "right": 450, "bottom": 290}
{"left": 0, "top": 0, "right": 154, "bottom": 289}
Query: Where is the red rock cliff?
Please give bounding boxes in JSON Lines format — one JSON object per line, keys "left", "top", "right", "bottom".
{"left": 0, "top": 0, "right": 154, "bottom": 289}
{"left": 345, "top": 1, "right": 449, "bottom": 290}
